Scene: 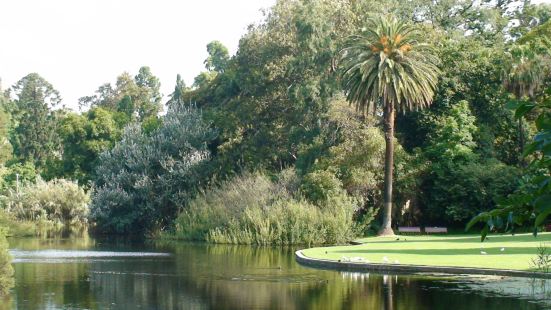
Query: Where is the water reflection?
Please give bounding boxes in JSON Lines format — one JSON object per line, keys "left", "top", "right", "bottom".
{"left": 3, "top": 237, "right": 548, "bottom": 310}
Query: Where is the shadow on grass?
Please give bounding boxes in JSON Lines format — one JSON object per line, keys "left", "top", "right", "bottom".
{"left": 331, "top": 247, "right": 541, "bottom": 256}
{"left": 357, "top": 233, "right": 551, "bottom": 245}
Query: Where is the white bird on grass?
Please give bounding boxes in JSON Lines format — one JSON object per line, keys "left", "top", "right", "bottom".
{"left": 382, "top": 256, "right": 389, "bottom": 263}
{"left": 500, "top": 247, "right": 505, "bottom": 252}
{"left": 480, "top": 251, "right": 487, "bottom": 255}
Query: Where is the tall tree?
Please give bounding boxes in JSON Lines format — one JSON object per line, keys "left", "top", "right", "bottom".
{"left": 167, "top": 74, "right": 187, "bottom": 108}
{"left": 134, "top": 66, "right": 162, "bottom": 119}
{"left": 10, "top": 73, "right": 62, "bottom": 169}
{"left": 58, "top": 107, "right": 124, "bottom": 184}
{"left": 503, "top": 42, "right": 550, "bottom": 164}
{"left": 78, "top": 67, "right": 162, "bottom": 121}
{"left": 340, "top": 16, "right": 440, "bottom": 235}
{"left": 204, "top": 40, "right": 230, "bottom": 73}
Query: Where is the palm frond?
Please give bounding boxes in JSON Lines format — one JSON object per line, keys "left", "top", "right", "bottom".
{"left": 340, "top": 15, "right": 440, "bottom": 115}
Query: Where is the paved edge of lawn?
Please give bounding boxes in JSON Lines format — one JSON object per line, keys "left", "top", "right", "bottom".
{"left": 295, "top": 250, "right": 551, "bottom": 279}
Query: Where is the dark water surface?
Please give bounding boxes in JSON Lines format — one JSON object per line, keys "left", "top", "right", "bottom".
{"left": 2, "top": 236, "right": 549, "bottom": 310}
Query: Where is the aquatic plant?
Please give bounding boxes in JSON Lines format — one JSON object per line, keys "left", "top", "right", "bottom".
{"left": 531, "top": 243, "right": 551, "bottom": 273}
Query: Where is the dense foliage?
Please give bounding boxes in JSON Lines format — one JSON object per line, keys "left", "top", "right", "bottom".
{"left": 90, "top": 102, "right": 216, "bottom": 234}
{"left": 56, "top": 107, "right": 126, "bottom": 184}
{"left": 468, "top": 88, "right": 551, "bottom": 238}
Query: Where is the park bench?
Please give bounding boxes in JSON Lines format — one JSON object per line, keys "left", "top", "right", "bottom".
{"left": 398, "top": 226, "right": 421, "bottom": 234}
{"left": 425, "top": 227, "right": 448, "bottom": 234}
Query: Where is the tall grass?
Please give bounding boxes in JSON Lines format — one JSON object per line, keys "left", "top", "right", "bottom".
{"left": 0, "top": 178, "right": 89, "bottom": 227}
{"left": 169, "top": 171, "right": 359, "bottom": 245}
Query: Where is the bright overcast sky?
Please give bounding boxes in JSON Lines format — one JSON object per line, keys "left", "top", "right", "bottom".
{"left": 0, "top": 0, "right": 276, "bottom": 110}
{"left": 1, "top": 0, "right": 550, "bottom": 110}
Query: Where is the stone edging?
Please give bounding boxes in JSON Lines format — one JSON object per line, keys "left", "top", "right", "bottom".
{"left": 295, "top": 250, "right": 551, "bottom": 279}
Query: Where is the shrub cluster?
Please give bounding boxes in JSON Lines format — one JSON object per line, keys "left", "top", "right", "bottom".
{"left": 170, "top": 171, "right": 359, "bottom": 245}
{"left": 0, "top": 178, "right": 89, "bottom": 226}
{"left": 90, "top": 102, "right": 216, "bottom": 234}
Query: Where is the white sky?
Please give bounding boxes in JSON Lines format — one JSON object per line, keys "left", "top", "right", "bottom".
{"left": 0, "top": 0, "right": 276, "bottom": 110}
{"left": 1, "top": 0, "right": 549, "bottom": 110}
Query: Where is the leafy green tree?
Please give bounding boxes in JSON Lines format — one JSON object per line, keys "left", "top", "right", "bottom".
{"left": 297, "top": 97, "right": 386, "bottom": 206}
{"left": 192, "top": 71, "right": 217, "bottom": 89}
{"left": 186, "top": 0, "right": 359, "bottom": 177}
{"left": 57, "top": 107, "right": 125, "bottom": 184}
{"left": 134, "top": 66, "right": 162, "bottom": 119}
{"left": 416, "top": 101, "right": 520, "bottom": 223}
{"left": 79, "top": 67, "right": 162, "bottom": 121}
{"left": 422, "top": 101, "right": 478, "bottom": 162}
{"left": 204, "top": 40, "right": 230, "bottom": 73}
{"left": 340, "top": 16, "right": 440, "bottom": 235}
{"left": 10, "top": 73, "right": 61, "bottom": 170}
{"left": 78, "top": 83, "right": 116, "bottom": 110}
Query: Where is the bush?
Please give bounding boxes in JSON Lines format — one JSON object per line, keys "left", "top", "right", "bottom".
{"left": 170, "top": 171, "right": 359, "bottom": 245}
{"left": 0, "top": 228, "right": 14, "bottom": 296}
{"left": 422, "top": 159, "right": 520, "bottom": 224}
{"left": 171, "top": 172, "right": 280, "bottom": 241}
{"left": 300, "top": 169, "right": 343, "bottom": 204}
{"left": 90, "top": 102, "right": 216, "bottom": 234}
{"left": 0, "top": 178, "right": 89, "bottom": 226}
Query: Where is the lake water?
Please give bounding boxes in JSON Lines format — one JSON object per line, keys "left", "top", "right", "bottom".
{"left": 2, "top": 236, "right": 550, "bottom": 309}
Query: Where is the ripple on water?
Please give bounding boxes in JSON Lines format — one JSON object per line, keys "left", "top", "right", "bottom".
{"left": 9, "top": 249, "right": 171, "bottom": 263}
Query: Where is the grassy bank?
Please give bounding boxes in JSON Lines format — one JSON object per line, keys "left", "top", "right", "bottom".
{"left": 301, "top": 233, "right": 551, "bottom": 271}
{"left": 0, "top": 210, "right": 41, "bottom": 237}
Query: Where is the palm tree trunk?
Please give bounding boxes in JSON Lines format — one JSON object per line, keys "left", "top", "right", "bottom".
{"left": 518, "top": 118, "right": 526, "bottom": 167}
{"left": 379, "top": 102, "right": 395, "bottom": 236}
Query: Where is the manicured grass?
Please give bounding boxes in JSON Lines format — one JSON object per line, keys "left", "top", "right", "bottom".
{"left": 301, "top": 233, "right": 551, "bottom": 271}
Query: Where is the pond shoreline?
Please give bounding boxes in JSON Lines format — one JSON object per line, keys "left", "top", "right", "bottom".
{"left": 295, "top": 250, "right": 551, "bottom": 279}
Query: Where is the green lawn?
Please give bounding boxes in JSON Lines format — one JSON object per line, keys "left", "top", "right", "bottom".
{"left": 301, "top": 233, "right": 551, "bottom": 271}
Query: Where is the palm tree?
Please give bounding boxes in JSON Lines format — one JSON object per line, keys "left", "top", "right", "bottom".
{"left": 503, "top": 44, "right": 548, "bottom": 165}
{"left": 340, "top": 16, "right": 440, "bottom": 236}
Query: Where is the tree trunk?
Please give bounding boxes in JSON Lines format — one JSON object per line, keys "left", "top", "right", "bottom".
{"left": 379, "top": 102, "right": 395, "bottom": 236}
{"left": 518, "top": 118, "right": 526, "bottom": 167}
